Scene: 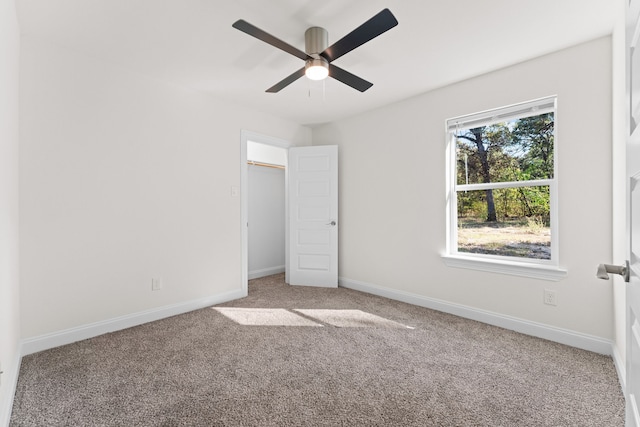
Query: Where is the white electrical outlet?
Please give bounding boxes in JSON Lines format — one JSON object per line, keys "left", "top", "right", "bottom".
{"left": 152, "top": 278, "right": 163, "bottom": 291}
{"left": 543, "top": 289, "right": 557, "bottom": 306}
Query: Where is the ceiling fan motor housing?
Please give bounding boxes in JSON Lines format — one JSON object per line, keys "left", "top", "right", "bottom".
{"left": 305, "top": 26, "right": 328, "bottom": 54}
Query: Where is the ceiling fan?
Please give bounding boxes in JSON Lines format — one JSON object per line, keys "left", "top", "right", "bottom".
{"left": 232, "top": 9, "right": 398, "bottom": 93}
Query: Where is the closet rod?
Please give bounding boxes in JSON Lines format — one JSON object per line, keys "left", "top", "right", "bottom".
{"left": 247, "top": 160, "right": 285, "bottom": 170}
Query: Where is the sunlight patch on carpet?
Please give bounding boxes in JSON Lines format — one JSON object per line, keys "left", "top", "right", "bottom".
{"left": 294, "top": 309, "right": 413, "bottom": 329}
{"left": 212, "top": 307, "right": 323, "bottom": 326}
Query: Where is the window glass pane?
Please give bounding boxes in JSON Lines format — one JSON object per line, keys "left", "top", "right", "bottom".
{"left": 455, "top": 112, "right": 554, "bottom": 186}
{"left": 457, "top": 186, "right": 551, "bottom": 260}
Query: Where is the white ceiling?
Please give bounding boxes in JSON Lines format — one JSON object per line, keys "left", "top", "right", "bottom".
{"left": 16, "top": 0, "right": 615, "bottom": 127}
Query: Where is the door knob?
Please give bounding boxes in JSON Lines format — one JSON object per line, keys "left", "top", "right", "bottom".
{"left": 327, "top": 221, "right": 336, "bottom": 226}
{"left": 596, "top": 261, "right": 630, "bottom": 282}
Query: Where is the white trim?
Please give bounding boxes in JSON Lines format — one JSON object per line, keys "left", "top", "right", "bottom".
{"left": 441, "top": 254, "right": 567, "bottom": 281}
{"left": 612, "top": 342, "right": 627, "bottom": 395}
{"left": 20, "top": 289, "right": 244, "bottom": 356}
{"left": 631, "top": 393, "right": 640, "bottom": 427}
{"left": 456, "top": 179, "right": 553, "bottom": 192}
{"left": 241, "top": 132, "right": 249, "bottom": 297}
{"left": 241, "top": 130, "right": 292, "bottom": 150}
{"left": 447, "top": 96, "right": 557, "bottom": 131}
{"left": 248, "top": 265, "right": 285, "bottom": 280}
{"left": 339, "top": 276, "right": 611, "bottom": 355}
{"left": 0, "top": 352, "right": 21, "bottom": 427}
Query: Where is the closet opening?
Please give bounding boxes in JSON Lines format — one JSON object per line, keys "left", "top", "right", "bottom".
{"left": 247, "top": 141, "right": 287, "bottom": 280}
{"left": 240, "top": 130, "right": 292, "bottom": 296}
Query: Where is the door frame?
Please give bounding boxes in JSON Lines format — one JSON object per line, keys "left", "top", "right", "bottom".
{"left": 240, "top": 130, "right": 292, "bottom": 296}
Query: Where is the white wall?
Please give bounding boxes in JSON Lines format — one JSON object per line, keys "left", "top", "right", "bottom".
{"left": 0, "top": 0, "right": 21, "bottom": 424}
{"left": 313, "top": 37, "right": 614, "bottom": 343}
{"left": 248, "top": 165, "right": 285, "bottom": 278}
{"left": 19, "top": 37, "right": 311, "bottom": 340}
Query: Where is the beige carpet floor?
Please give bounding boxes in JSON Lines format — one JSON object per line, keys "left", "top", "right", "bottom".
{"left": 10, "top": 274, "right": 624, "bottom": 426}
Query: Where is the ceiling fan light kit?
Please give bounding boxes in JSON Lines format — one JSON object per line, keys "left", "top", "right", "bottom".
{"left": 232, "top": 9, "right": 398, "bottom": 93}
{"left": 305, "top": 57, "right": 329, "bottom": 81}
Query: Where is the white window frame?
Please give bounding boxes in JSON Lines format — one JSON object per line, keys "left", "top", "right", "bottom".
{"left": 441, "top": 96, "right": 567, "bottom": 281}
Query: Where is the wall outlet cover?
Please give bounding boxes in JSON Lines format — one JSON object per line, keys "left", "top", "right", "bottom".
{"left": 543, "top": 289, "right": 557, "bottom": 306}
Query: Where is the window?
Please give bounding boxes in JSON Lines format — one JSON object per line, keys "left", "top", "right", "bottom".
{"left": 443, "top": 96, "right": 566, "bottom": 280}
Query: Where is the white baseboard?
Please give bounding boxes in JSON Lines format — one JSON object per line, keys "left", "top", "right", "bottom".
{"left": 0, "top": 351, "right": 21, "bottom": 427}
{"left": 21, "top": 289, "right": 244, "bottom": 356}
{"left": 248, "top": 265, "right": 285, "bottom": 280}
{"left": 339, "top": 277, "right": 613, "bottom": 355}
{"left": 612, "top": 343, "right": 626, "bottom": 395}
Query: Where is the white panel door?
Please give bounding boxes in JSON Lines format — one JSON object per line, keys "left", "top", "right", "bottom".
{"left": 288, "top": 145, "right": 338, "bottom": 287}
{"left": 628, "top": 1, "right": 640, "bottom": 425}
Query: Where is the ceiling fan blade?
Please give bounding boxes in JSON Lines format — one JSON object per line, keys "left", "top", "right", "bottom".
{"left": 266, "top": 68, "right": 306, "bottom": 93}
{"left": 233, "top": 19, "right": 312, "bottom": 61}
{"left": 320, "top": 9, "right": 398, "bottom": 63}
{"left": 328, "top": 64, "right": 373, "bottom": 92}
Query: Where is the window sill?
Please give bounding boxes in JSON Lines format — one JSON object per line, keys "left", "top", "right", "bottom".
{"left": 441, "top": 254, "right": 567, "bottom": 281}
